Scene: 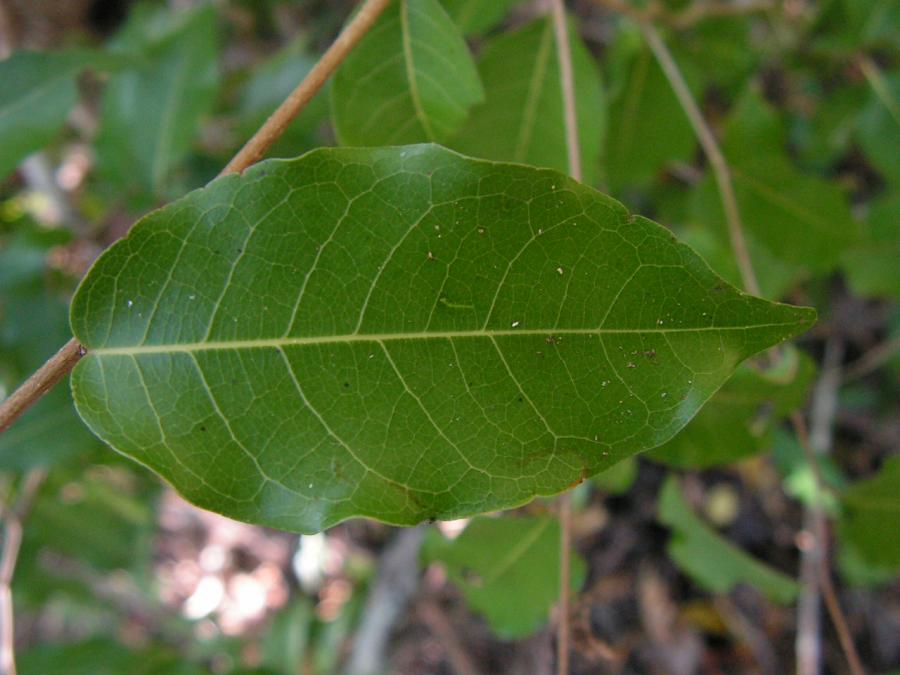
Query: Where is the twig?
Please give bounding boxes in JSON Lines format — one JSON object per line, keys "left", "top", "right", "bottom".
{"left": 549, "top": 1, "right": 580, "bottom": 672}
{"left": 639, "top": 22, "right": 762, "bottom": 297}
{"left": 587, "top": 0, "right": 774, "bottom": 29}
{"left": 791, "top": 336, "right": 865, "bottom": 675}
{"left": 0, "top": 0, "right": 391, "bottom": 438}
{"left": 221, "top": 0, "right": 392, "bottom": 176}
{"left": 843, "top": 335, "right": 900, "bottom": 383}
{"left": 0, "top": 340, "right": 84, "bottom": 436}
{"left": 0, "top": 469, "right": 47, "bottom": 675}
{"left": 345, "top": 526, "right": 426, "bottom": 675}
{"left": 419, "top": 601, "right": 478, "bottom": 675}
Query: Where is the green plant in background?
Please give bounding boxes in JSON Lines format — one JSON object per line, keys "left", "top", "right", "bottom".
{"left": 0, "top": 0, "right": 897, "bottom": 673}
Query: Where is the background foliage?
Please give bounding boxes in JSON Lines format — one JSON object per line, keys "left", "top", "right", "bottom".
{"left": 0, "top": 0, "right": 897, "bottom": 673}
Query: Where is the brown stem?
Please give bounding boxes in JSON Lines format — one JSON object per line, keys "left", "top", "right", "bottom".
{"left": 0, "top": 340, "right": 83, "bottom": 436}
{"left": 220, "top": 0, "right": 392, "bottom": 176}
{"left": 791, "top": 410, "right": 866, "bottom": 675}
{"left": 549, "top": 1, "right": 581, "bottom": 672}
{"left": 0, "top": 469, "right": 47, "bottom": 675}
{"left": 640, "top": 22, "right": 762, "bottom": 297}
{"left": 0, "top": 0, "right": 392, "bottom": 438}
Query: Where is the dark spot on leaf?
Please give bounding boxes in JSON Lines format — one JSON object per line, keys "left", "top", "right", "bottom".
{"left": 200, "top": 426, "right": 207, "bottom": 432}
{"left": 343, "top": 382, "right": 350, "bottom": 388}
{"left": 517, "top": 397, "right": 523, "bottom": 403}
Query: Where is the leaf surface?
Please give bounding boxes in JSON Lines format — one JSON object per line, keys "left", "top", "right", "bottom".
{"left": 70, "top": 145, "right": 815, "bottom": 533}
{"left": 441, "top": 0, "right": 524, "bottom": 35}
{"left": 650, "top": 346, "right": 815, "bottom": 468}
{"left": 95, "top": 5, "right": 219, "bottom": 201}
{"left": 423, "top": 516, "right": 585, "bottom": 637}
{"left": 451, "top": 17, "right": 604, "bottom": 184}
{"left": 839, "top": 457, "right": 900, "bottom": 569}
{"left": 659, "top": 476, "right": 799, "bottom": 604}
{"left": 0, "top": 51, "right": 84, "bottom": 178}
{"left": 331, "top": 0, "right": 483, "bottom": 146}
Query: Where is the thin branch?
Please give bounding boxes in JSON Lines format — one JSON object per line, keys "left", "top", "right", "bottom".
{"left": 791, "top": 409, "right": 865, "bottom": 675}
{"left": 639, "top": 22, "right": 762, "bottom": 297}
{"left": 550, "top": 2, "right": 580, "bottom": 672}
{"left": 587, "top": 0, "right": 774, "bottom": 29}
{"left": 221, "top": 0, "right": 392, "bottom": 176}
{"left": 419, "top": 601, "right": 478, "bottom": 675}
{"left": 0, "top": 0, "right": 392, "bottom": 438}
{"left": 0, "top": 469, "right": 47, "bottom": 675}
{"left": 843, "top": 335, "right": 900, "bottom": 383}
{"left": 346, "top": 526, "right": 425, "bottom": 675}
{"left": 0, "top": 340, "right": 84, "bottom": 436}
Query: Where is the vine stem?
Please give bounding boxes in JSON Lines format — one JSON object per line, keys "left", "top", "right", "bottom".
{"left": 637, "top": 18, "right": 866, "bottom": 675}
{"left": 0, "top": 0, "right": 392, "bottom": 438}
{"left": 639, "top": 22, "right": 762, "bottom": 298}
{"left": 549, "top": 0, "right": 580, "bottom": 672}
{"left": 0, "top": 469, "right": 47, "bottom": 675}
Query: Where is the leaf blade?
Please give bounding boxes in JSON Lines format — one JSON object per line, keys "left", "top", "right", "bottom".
{"left": 70, "top": 145, "right": 815, "bottom": 533}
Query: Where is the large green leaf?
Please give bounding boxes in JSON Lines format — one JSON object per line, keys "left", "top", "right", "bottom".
{"left": 450, "top": 17, "right": 604, "bottom": 185}
{"left": 658, "top": 476, "right": 799, "bottom": 604}
{"left": 95, "top": 5, "right": 219, "bottom": 201}
{"left": 331, "top": 0, "right": 483, "bottom": 146}
{"left": 0, "top": 51, "right": 87, "bottom": 179}
{"left": 839, "top": 457, "right": 900, "bottom": 569}
{"left": 69, "top": 145, "right": 815, "bottom": 533}
{"left": 650, "top": 346, "right": 815, "bottom": 468}
{"left": 423, "top": 516, "right": 585, "bottom": 638}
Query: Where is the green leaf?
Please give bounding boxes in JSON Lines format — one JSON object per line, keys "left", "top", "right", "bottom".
{"left": 96, "top": 5, "right": 219, "bottom": 201}
{"left": 423, "top": 516, "right": 585, "bottom": 638}
{"left": 0, "top": 225, "right": 101, "bottom": 469}
{"left": 604, "top": 39, "right": 696, "bottom": 191}
{"left": 691, "top": 86, "right": 860, "bottom": 279}
{"left": 0, "top": 51, "right": 86, "bottom": 179}
{"left": 839, "top": 457, "right": 900, "bottom": 569}
{"left": 19, "top": 638, "right": 205, "bottom": 675}
{"left": 658, "top": 475, "right": 799, "bottom": 604}
{"left": 650, "top": 346, "right": 815, "bottom": 468}
{"left": 331, "top": 0, "right": 483, "bottom": 145}
{"left": 842, "top": 192, "right": 900, "bottom": 299}
{"left": 69, "top": 145, "right": 815, "bottom": 534}
{"left": 441, "top": 0, "right": 524, "bottom": 35}
{"left": 856, "top": 69, "right": 900, "bottom": 183}
{"left": 450, "top": 17, "right": 604, "bottom": 185}
{"left": 592, "top": 455, "right": 637, "bottom": 494}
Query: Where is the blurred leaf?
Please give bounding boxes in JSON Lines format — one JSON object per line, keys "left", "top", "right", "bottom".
{"left": 19, "top": 638, "right": 206, "bottom": 675}
{"left": 424, "top": 516, "right": 585, "bottom": 638}
{"left": 451, "top": 16, "right": 604, "bottom": 184}
{"left": 771, "top": 427, "right": 844, "bottom": 513}
{"left": 0, "top": 50, "right": 104, "bottom": 179}
{"left": 691, "top": 86, "right": 860, "bottom": 281}
{"left": 839, "top": 457, "right": 900, "bottom": 569}
{"left": 856, "top": 68, "right": 900, "bottom": 184}
{"left": 604, "top": 39, "right": 696, "bottom": 191}
{"left": 260, "top": 598, "right": 314, "bottom": 674}
{"left": 659, "top": 475, "right": 799, "bottom": 604}
{"left": 69, "top": 146, "right": 815, "bottom": 533}
{"left": 842, "top": 192, "right": 900, "bottom": 299}
{"left": 0, "top": 224, "right": 100, "bottom": 469}
{"left": 331, "top": 0, "right": 483, "bottom": 145}
{"left": 838, "top": 539, "right": 898, "bottom": 588}
{"left": 592, "top": 456, "right": 637, "bottom": 494}
{"left": 812, "top": 0, "right": 900, "bottom": 53}
{"left": 236, "top": 37, "right": 329, "bottom": 159}
{"left": 96, "top": 5, "right": 219, "bottom": 202}
{"left": 441, "top": 0, "right": 524, "bottom": 35}
{"left": 650, "top": 346, "right": 816, "bottom": 468}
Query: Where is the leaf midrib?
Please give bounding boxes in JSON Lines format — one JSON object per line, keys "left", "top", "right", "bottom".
{"left": 89, "top": 321, "right": 804, "bottom": 356}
